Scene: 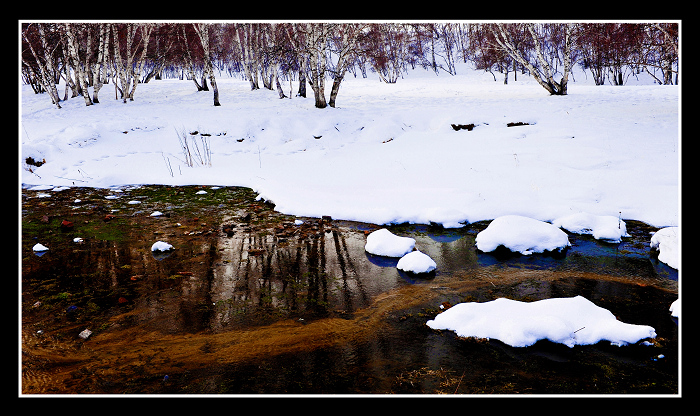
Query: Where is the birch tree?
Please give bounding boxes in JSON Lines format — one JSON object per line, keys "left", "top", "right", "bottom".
{"left": 180, "top": 25, "right": 206, "bottom": 91}
{"left": 327, "top": 23, "right": 367, "bottom": 107}
{"left": 110, "top": 24, "right": 129, "bottom": 101}
{"left": 126, "top": 23, "right": 153, "bottom": 100}
{"left": 234, "top": 23, "right": 260, "bottom": 90}
{"left": 21, "top": 23, "right": 62, "bottom": 108}
{"left": 364, "top": 23, "right": 411, "bottom": 84}
{"left": 642, "top": 23, "right": 678, "bottom": 85}
{"left": 262, "top": 24, "right": 290, "bottom": 99}
{"left": 62, "top": 23, "right": 93, "bottom": 106}
{"left": 142, "top": 24, "right": 178, "bottom": 83}
{"left": 108, "top": 23, "right": 153, "bottom": 102}
{"left": 90, "top": 23, "right": 107, "bottom": 103}
{"left": 193, "top": 23, "right": 221, "bottom": 106}
{"left": 282, "top": 24, "right": 308, "bottom": 97}
{"left": 297, "top": 23, "right": 331, "bottom": 108}
{"left": 491, "top": 23, "right": 575, "bottom": 95}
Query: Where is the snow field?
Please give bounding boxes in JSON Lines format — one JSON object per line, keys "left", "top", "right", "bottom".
{"left": 21, "top": 64, "right": 679, "bottom": 230}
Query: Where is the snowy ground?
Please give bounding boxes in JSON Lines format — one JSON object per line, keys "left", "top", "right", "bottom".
{"left": 20, "top": 63, "right": 679, "bottom": 231}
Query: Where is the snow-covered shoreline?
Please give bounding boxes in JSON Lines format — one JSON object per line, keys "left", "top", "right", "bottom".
{"left": 20, "top": 64, "right": 679, "bottom": 232}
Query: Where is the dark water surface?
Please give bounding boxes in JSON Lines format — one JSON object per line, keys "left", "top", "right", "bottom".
{"left": 21, "top": 185, "right": 679, "bottom": 395}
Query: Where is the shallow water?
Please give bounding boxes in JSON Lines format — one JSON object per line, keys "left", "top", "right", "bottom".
{"left": 21, "top": 185, "right": 678, "bottom": 395}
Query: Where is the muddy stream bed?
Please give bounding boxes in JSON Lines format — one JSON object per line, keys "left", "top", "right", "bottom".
{"left": 20, "top": 185, "right": 679, "bottom": 395}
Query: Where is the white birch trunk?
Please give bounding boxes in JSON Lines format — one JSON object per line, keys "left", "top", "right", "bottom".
{"left": 63, "top": 23, "right": 92, "bottom": 106}
{"left": 525, "top": 24, "right": 564, "bottom": 94}
{"left": 328, "top": 24, "right": 365, "bottom": 108}
{"left": 92, "top": 24, "right": 107, "bottom": 103}
{"left": 126, "top": 24, "right": 153, "bottom": 101}
{"left": 111, "top": 24, "right": 130, "bottom": 102}
{"left": 61, "top": 44, "right": 79, "bottom": 98}
{"left": 181, "top": 26, "right": 204, "bottom": 91}
{"left": 304, "top": 23, "right": 328, "bottom": 108}
{"left": 23, "top": 24, "right": 62, "bottom": 108}
{"left": 273, "top": 62, "right": 286, "bottom": 99}
{"left": 492, "top": 23, "right": 569, "bottom": 95}
{"left": 193, "top": 23, "right": 221, "bottom": 106}
{"left": 236, "top": 24, "right": 258, "bottom": 90}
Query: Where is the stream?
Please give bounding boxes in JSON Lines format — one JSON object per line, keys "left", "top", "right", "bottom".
{"left": 20, "top": 185, "right": 679, "bottom": 395}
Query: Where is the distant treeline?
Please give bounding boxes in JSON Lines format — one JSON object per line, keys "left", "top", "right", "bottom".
{"left": 21, "top": 22, "right": 678, "bottom": 109}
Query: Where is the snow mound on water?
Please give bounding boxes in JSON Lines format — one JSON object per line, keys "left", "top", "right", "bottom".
{"left": 32, "top": 243, "right": 49, "bottom": 252}
{"left": 364, "top": 228, "right": 415, "bottom": 257}
{"left": 553, "top": 212, "right": 629, "bottom": 242}
{"left": 397, "top": 250, "right": 437, "bottom": 274}
{"left": 426, "top": 295, "right": 656, "bottom": 348}
{"left": 151, "top": 241, "right": 174, "bottom": 252}
{"left": 670, "top": 299, "right": 680, "bottom": 318}
{"left": 475, "top": 215, "right": 570, "bottom": 255}
{"left": 650, "top": 227, "right": 679, "bottom": 270}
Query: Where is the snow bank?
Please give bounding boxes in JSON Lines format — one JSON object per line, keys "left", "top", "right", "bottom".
{"left": 397, "top": 250, "right": 437, "bottom": 274}
{"left": 475, "top": 215, "right": 570, "bottom": 255}
{"left": 650, "top": 227, "right": 679, "bottom": 269}
{"left": 426, "top": 295, "right": 656, "bottom": 348}
{"left": 364, "top": 228, "right": 415, "bottom": 257}
{"left": 553, "top": 212, "right": 629, "bottom": 242}
{"left": 151, "top": 241, "right": 173, "bottom": 252}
